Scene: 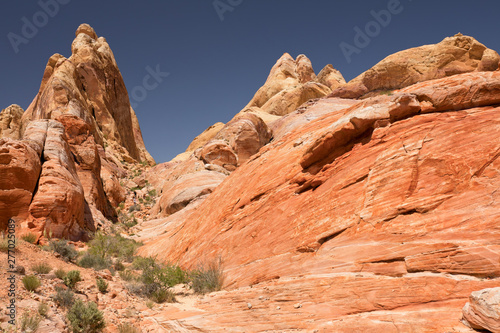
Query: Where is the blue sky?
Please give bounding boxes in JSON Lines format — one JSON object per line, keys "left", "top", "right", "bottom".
{"left": 1, "top": 0, "right": 499, "bottom": 163}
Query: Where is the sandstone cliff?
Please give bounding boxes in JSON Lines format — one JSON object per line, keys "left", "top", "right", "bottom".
{"left": 0, "top": 24, "right": 154, "bottom": 240}
{"left": 137, "top": 40, "right": 500, "bottom": 331}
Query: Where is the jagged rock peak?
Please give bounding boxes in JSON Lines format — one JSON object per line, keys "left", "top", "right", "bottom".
{"left": 75, "top": 23, "right": 98, "bottom": 39}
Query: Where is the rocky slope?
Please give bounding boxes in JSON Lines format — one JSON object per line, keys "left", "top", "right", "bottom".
{"left": 2, "top": 29, "right": 500, "bottom": 332}
{"left": 137, "top": 36, "right": 500, "bottom": 331}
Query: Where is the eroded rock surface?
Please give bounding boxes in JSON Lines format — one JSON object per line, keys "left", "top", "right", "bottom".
{"left": 331, "top": 34, "right": 500, "bottom": 99}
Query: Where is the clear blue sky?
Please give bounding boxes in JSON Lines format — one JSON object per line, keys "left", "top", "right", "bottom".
{"left": 1, "top": 0, "right": 499, "bottom": 163}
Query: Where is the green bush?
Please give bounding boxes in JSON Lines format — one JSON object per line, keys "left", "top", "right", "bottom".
{"left": 20, "top": 313, "right": 41, "bottom": 332}
{"left": 114, "top": 261, "right": 125, "bottom": 271}
{"left": 128, "top": 204, "right": 141, "bottom": 213}
{"left": 96, "top": 277, "right": 108, "bottom": 293}
{"left": 67, "top": 300, "right": 105, "bottom": 333}
{"left": 88, "top": 232, "right": 141, "bottom": 262}
{"left": 191, "top": 260, "right": 224, "bottom": 294}
{"left": 119, "top": 270, "right": 137, "bottom": 282}
{"left": 54, "top": 268, "right": 66, "bottom": 280}
{"left": 21, "top": 233, "right": 37, "bottom": 244}
{"left": 118, "top": 322, "right": 141, "bottom": 333}
{"left": 53, "top": 287, "right": 75, "bottom": 309}
{"left": 142, "top": 263, "right": 188, "bottom": 289}
{"left": 149, "top": 287, "right": 176, "bottom": 303}
{"left": 22, "top": 275, "right": 41, "bottom": 292}
{"left": 64, "top": 270, "right": 82, "bottom": 289}
{"left": 49, "top": 239, "right": 78, "bottom": 262}
{"left": 78, "top": 253, "right": 111, "bottom": 270}
{"left": 132, "top": 256, "right": 158, "bottom": 271}
{"left": 31, "top": 262, "right": 51, "bottom": 274}
{"left": 38, "top": 302, "right": 49, "bottom": 317}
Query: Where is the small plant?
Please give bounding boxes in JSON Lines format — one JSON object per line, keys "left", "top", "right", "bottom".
{"left": 96, "top": 277, "right": 108, "bottom": 293}
{"left": 145, "top": 300, "right": 154, "bottom": 309}
{"left": 66, "top": 300, "right": 106, "bottom": 333}
{"left": 114, "top": 261, "right": 125, "bottom": 271}
{"left": 119, "top": 270, "right": 137, "bottom": 282}
{"left": 0, "top": 237, "right": 10, "bottom": 253}
{"left": 191, "top": 259, "right": 224, "bottom": 294}
{"left": 19, "top": 313, "right": 41, "bottom": 332}
{"left": 149, "top": 287, "right": 176, "bottom": 303}
{"left": 53, "top": 287, "right": 75, "bottom": 308}
{"left": 22, "top": 275, "right": 41, "bottom": 292}
{"left": 54, "top": 268, "right": 67, "bottom": 280}
{"left": 132, "top": 256, "right": 158, "bottom": 271}
{"left": 32, "top": 262, "right": 52, "bottom": 274}
{"left": 379, "top": 89, "right": 394, "bottom": 96}
{"left": 49, "top": 239, "right": 78, "bottom": 262}
{"left": 21, "top": 233, "right": 37, "bottom": 244}
{"left": 64, "top": 270, "right": 82, "bottom": 289}
{"left": 117, "top": 322, "right": 141, "bottom": 333}
{"left": 128, "top": 204, "right": 141, "bottom": 213}
{"left": 78, "top": 253, "right": 111, "bottom": 270}
{"left": 38, "top": 302, "right": 49, "bottom": 317}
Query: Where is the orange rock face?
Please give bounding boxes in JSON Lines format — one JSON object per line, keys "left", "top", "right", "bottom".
{"left": 0, "top": 105, "right": 24, "bottom": 140}
{"left": 25, "top": 120, "right": 87, "bottom": 241}
{"left": 139, "top": 70, "right": 500, "bottom": 331}
{"left": 331, "top": 34, "right": 500, "bottom": 99}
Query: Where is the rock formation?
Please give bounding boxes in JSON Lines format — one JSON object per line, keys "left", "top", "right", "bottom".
{"left": 0, "top": 104, "right": 24, "bottom": 140}
{"left": 463, "top": 288, "right": 500, "bottom": 332}
{"left": 331, "top": 34, "right": 500, "bottom": 99}
{"left": 139, "top": 68, "right": 500, "bottom": 331}
{"left": 0, "top": 24, "right": 154, "bottom": 240}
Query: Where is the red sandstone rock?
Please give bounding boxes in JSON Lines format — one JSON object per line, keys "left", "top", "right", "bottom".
{"left": 25, "top": 120, "right": 87, "bottom": 241}
{"left": 139, "top": 69, "right": 500, "bottom": 331}
{"left": 0, "top": 137, "right": 41, "bottom": 230}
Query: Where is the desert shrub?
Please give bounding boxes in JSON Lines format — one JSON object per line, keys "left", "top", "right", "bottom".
{"left": 53, "top": 287, "right": 75, "bottom": 308}
{"left": 21, "top": 233, "right": 37, "bottom": 244}
{"left": 119, "top": 270, "right": 137, "bottom": 282}
{"left": 0, "top": 237, "right": 9, "bottom": 253}
{"left": 54, "top": 268, "right": 66, "bottom": 280}
{"left": 64, "top": 270, "right": 82, "bottom": 289}
{"left": 78, "top": 252, "right": 111, "bottom": 270}
{"left": 128, "top": 204, "right": 141, "bottom": 213}
{"left": 149, "top": 287, "right": 176, "bottom": 303}
{"left": 38, "top": 302, "right": 49, "bottom": 317}
{"left": 132, "top": 256, "right": 158, "bottom": 271}
{"left": 88, "top": 232, "right": 141, "bottom": 262}
{"left": 191, "top": 259, "right": 224, "bottom": 294}
{"left": 49, "top": 239, "right": 78, "bottom": 262}
{"left": 19, "top": 313, "right": 41, "bottom": 332}
{"left": 22, "top": 275, "right": 41, "bottom": 292}
{"left": 31, "top": 262, "right": 51, "bottom": 274}
{"left": 123, "top": 217, "right": 138, "bottom": 229}
{"left": 0, "top": 234, "right": 17, "bottom": 253}
{"left": 96, "top": 277, "right": 108, "bottom": 293}
{"left": 67, "top": 300, "right": 105, "bottom": 333}
{"left": 114, "top": 260, "right": 125, "bottom": 272}
{"left": 145, "top": 300, "right": 154, "bottom": 309}
{"left": 142, "top": 263, "right": 188, "bottom": 288}
{"left": 118, "top": 322, "right": 141, "bottom": 333}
